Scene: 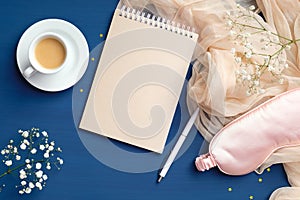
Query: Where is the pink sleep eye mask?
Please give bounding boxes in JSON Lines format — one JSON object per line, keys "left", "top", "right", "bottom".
{"left": 195, "top": 88, "right": 300, "bottom": 175}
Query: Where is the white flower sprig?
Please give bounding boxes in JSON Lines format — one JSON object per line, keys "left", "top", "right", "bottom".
{"left": 224, "top": 5, "right": 300, "bottom": 96}
{"left": 0, "top": 128, "right": 63, "bottom": 195}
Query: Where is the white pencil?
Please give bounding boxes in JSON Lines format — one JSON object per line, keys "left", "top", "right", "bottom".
{"left": 158, "top": 107, "right": 200, "bottom": 182}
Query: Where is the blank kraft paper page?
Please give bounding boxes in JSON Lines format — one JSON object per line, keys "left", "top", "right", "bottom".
{"left": 80, "top": 5, "right": 198, "bottom": 153}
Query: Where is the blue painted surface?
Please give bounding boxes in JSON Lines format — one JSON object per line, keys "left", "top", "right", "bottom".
{"left": 0, "top": 0, "right": 289, "bottom": 199}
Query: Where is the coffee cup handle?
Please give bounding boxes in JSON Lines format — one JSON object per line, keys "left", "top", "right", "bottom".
{"left": 23, "top": 66, "right": 36, "bottom": 78}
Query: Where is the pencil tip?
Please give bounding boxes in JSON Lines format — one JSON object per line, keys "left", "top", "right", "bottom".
{"left": 157, "top": 176, "right": 163, "bottom": 183}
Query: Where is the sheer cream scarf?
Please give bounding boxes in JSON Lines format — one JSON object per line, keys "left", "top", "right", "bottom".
{"left": 121, "top": 0, "right": 300, "bottom": 199}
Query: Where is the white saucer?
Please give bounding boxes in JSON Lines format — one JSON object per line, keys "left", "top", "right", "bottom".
{"left": 16, "top": 19, "right": 89, "bottom": 92}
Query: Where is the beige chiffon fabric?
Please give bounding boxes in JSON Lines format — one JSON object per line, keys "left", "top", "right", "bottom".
{"left": 256, "top": 146, "right": 300, "bottom": 200}
{"left": 121, "top": 0, "right": 300, "bottom": 199}
{"left": 255, "top": 1, "right": 300, "bottom": 199}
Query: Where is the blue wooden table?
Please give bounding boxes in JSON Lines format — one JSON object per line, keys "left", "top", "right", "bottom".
{"left": 0, "top": 0, "right": 289, "bottom": 199}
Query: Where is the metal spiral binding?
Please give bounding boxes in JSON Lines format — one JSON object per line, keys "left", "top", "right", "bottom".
{"left": 119, "top": 5, "right": 197, "bottom": 39}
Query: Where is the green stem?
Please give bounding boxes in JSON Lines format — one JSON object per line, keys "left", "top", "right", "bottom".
{"left": 233, "top": 21, "right": 293, "bottom": 42}
{"left": 260, "top": 56, "right": 271, "bottom": 74}
{"left": 0, "top": 159, "right": 45, "bottom": 179}
{"left": 271, "top": 47, "right": 285, "bottom": 57}
{"left": 269, "top": 41, "right": 282, "bottom": 46}
{"left": 234, "top": 21, "right": 266, "bottom": 32}
{"left": 250, "top": 30, "right": 265, "bottom": 35}
{"left": 271, "top": 41, "right": 293, "bottom": 57}
{"left": 271, "top": 32, "right": 293, "bottom": 42}
{"left": 252, "top": 14, "right": 266, "bottom": 30}
{"left": 261, "top": 65, "right": 268, "bottom": 74}
{"left": 0, "top": 172, "right": 8, "bottom": 179}
{"left": 253, "top": 52, "right": 270, "bottom": 57}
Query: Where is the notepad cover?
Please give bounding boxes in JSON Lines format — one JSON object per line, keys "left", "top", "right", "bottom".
{"left": 80, "top": 7, "right": 198, "bottom": 153}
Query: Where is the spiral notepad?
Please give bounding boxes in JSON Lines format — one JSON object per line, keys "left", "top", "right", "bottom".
{"left": 80, "top": 4, "right": 198, "bottom": 153}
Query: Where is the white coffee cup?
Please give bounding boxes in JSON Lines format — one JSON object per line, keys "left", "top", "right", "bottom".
{"left": 24, "top": 32, "right": 68, "bottom": 78}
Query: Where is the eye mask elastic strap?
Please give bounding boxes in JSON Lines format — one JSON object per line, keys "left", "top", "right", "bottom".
{"left": 195, "top": 153, "right": 217, "bottom": 171}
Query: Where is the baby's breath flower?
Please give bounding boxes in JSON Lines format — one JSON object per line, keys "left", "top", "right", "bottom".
{"left": 29, "top": 182, "right": 35, "bottom": 189}
{"left": 279, "top": 78, "right": 284, "bottom": 84}
{"left": 5, "top": 160, "right": 12, "bottom": 167}
{"left": 284, "top": 63, "right": 289, "bottom": 69}
{"left": 25, "top": 187, "right": 31, "bottom": 194}
{"left": 245, "top": 51, "right": 252, "bottom": 59}
{"left": 30, "top": 148, "right": 37, "bottom": 154}
{"left": 23, "top": 139, "right": 29, "bottom": 146}
{"left": 48, "top": 146, "right": 54, "bottom": 151}
{"left": 230, "top": 48, "right": 236, "bottom": 54}
{"left": 43, "top": 152, "right": 49, "bottom": 159}
{"left": 225, "top": 5, "right": 297, "bottom": 95}
{"left": 268, "top": 65, "right": 275, "bottom": 72}
{"left": 263, "top": 56, "right": 269, "bottom": 63}
{"left": 46, "top": 164, "right": 51, "bottom": 170}
{"left": 35, "top": 170, "right": 43, "bottom": 178}
{"left": 19, "top": 173, "right": 27, "bottom": 180}
{"left": 21, "top": 181, "right": 26, "bottom": 186}
{"left": 57, "top": 157, "right": 64, "bottom": 165}
{"left": 42, "top": 131, "right": 48, "bottom": 137}
{"left": 35, "top": 182, "right": 42, "bottom": 190}
{"left": 245, "top": 43, "right": 252, "bottom": 49}
{"left": 226, "top": 20, "right": 233, "bottom": 27}
{"left": 39, "top": 145, "right": 45, "bottom": 151}
{"left": 42, "top": 174, "right": 48, "bottom": 181}
{"left": 20, "top": 143, "right": 26, "bottom": 150}
{"left": 235, "top": 57, "right": 242, "bottom": 63}
{"left": 36, "top": 163, "right": 42, "bottom": 170}
{"left": 229, "top": 30, "right": 236, "bottom": 37}
{"left": 16, "top": 155, "right": 21, "bottom": 161}
{"left": 19, "top": 169, "right": 26, "bottom": 175}
{"left": 1, "top": 128, "right": 63, "bottom": 195}
{"left": 22, "top": 131, "right": 29, "bottom": 138}
{"left": 249, "top": 5, "right": 255, "bottom": 11}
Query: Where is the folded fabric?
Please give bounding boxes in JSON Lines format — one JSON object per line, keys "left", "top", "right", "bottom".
{"left": 195, "top": 88, "right": 300, "bottom": 175}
